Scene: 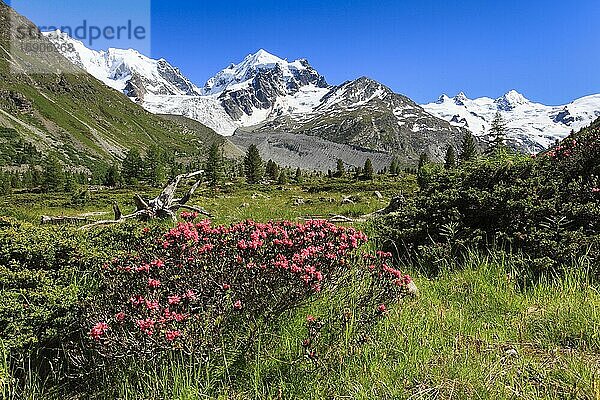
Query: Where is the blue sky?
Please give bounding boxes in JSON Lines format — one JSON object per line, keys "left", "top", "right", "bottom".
{"left": 8, "top": 0, "right": 600, "bottom": 104}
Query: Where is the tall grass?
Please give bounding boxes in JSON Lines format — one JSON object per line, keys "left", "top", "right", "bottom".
{"left": 46, "top": 251, "right": 597, "bottom": 400}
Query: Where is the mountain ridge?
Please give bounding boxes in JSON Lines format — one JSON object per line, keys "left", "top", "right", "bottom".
{"left": 424, "top": 90, "right": 600, "bottom": 152}
{"left": 44, "top": 32, "right": 469, "bottom": 165}
{"left": 43, "top": 30, "right": 600, "bottom": 155}
{"left": 0, "top": 4, "right": 230, "bottom": 173}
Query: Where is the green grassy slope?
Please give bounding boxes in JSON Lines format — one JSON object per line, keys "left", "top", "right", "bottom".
{"left": 158, "top": 114, "right": 244, "bottom": 159}
{"left": 0, "top": 1, "right": 226, "bottom": 171}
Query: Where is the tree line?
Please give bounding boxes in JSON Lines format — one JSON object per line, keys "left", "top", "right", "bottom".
{"left": 0, "top": 114, "right": 511, "bottom": 195}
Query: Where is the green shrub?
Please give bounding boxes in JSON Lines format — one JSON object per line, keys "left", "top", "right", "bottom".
{"left": 0, "top": 218, "right": 146, "bottom": 392}
{"left": 375, "top": 119, "right": 600, "bottom": 280}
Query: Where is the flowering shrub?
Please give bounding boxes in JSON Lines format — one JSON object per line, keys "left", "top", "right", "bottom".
{"left": 87, "top": 217, "right": 410, "bottom": 360}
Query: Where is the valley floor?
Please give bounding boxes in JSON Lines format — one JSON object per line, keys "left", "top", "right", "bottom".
{"left": 1, "top": 180, "right": 598, "bottom": 399}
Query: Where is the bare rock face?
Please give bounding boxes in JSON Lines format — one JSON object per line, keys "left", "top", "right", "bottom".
{"left": 210, "top": 51, "right": 329, "bottom": 121}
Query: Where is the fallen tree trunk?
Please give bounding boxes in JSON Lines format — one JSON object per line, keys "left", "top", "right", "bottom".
{"left": 41, "top": 215, "right": 90, "bottom": 225}
{"left": 80, "top": 171, "right": 212, "bottom": 230}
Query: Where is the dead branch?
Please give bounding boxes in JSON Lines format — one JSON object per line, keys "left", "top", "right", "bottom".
{"left": 41, "top": 216, "right": 90, "bottom": 225}
{"left": 79, "top": 170, "right": 211, "bottom": 230}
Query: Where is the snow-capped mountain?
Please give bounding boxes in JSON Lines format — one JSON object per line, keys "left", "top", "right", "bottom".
{"left": 423, "top": 90, "right": 600, "bottom": 152}
{"left": 140, "top": 49, "right": 332, "bottom": 135}
{"left": 249, "top": 77, "right": 467, "bottom": 163}
{"left": 43, "top": 35, "right": 469, "bottom": 164}
{"left": 44, "top": 30, "right": 600, "bottom": 157}
{"left": 201, "top": 49, "right": 330, "bottom": 125}
{"left": 43, "top": 31, "right": 202, "bottom": 99}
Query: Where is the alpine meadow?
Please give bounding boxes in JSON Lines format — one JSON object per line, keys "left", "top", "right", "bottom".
{"left": 1, "top": 1, "right": 599, "bottom": 399}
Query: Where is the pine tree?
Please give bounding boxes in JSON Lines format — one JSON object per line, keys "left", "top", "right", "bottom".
{"left": 205, "top": 142, "right": 224, "bottom": 186}
{"left": 444, "top": 146, "right": 456, "bottom": 169}
{"left": 363, "top": 158, "right": 374, "bottom": 180}
{"left": 277, "top": 169, "right": 288, "bottom": 185}
{"left": 9, "top": 173, "right": 20, "bottom": 190}
{"left": 63, "top": 172, "right": 78, "bottom": 193}
{"left": 122, "top": 148, "right": 143, "bottom": 185}
{"left": 244, "top": 144, "right": 264, "bottom": 184}
{"left": 294, "top": 167, "right": 303, "bottom": 183}
{"left": 145, "top": 145, "right": 166, "bottom": 187}
{"left": 104, "top": 164, "right": 122, "bottom": 187}
{"left": 389, "top": 158, "right": 399, "bottom": 175}
{"left": 488, "top": 112, "right": 508, "bottom": 154}
{"left": 265, "top": 159, "right": 279, "bottom": 181}
{"left": 42, "top": 153, "right": 65, "bottom": 193}
{"left": 460, "top": 131, "right": 477, "bottom": 162}
{"left": 335, "top": 159, "right": 345, "bottom": 178}
{"left": 0, "top": 171, "right": 11, "bottom": 195}
{"left": 418, "top": 153, "right": 430, "bottom": 170}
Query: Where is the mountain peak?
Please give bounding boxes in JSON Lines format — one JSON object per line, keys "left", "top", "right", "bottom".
{"left": 202, "top": 49, "right": 326, "bottom": 96}
{"left": 240, "top": 49, "right": 286, "bottom": 68}
{"left": 453, "top": 91, "right": 469, "bottom": 105}
{"left": 496, "top": 90, "right": 529, "bottom": 110}
{"left": 436, "top": 94, "right": 450, "bottom": 104}
{"left": 44, "top": 30, "right": 201, "bottom": 98}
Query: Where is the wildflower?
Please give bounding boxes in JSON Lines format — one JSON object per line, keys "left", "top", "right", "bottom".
{"left": 136, "top": 264, "right": 151, "bottom": 273}
{"left": 89, "top": 322, "right": 109, "bottom": 341}
{"left": 233, "top": 300, "right": 243, "bottom": 310}
{"left": 183, "top": 290, "right": 196, "bottom": 301}
{"left": 377, "top": 304, "right": 387, "bottom": 313}
{"left": 148, "top": 278, "right": 161, "bottom": 288}
{"left": 130, "top": 295, "right": 145, "bottom": 306}
{"left": 306, "top": 315, "right": 316, "bottom": 323}
{"left": 165, "top": 330, "right": 182, "bottom": 341}
{"left": 222, "top": 283, "right": 231, "bottom": 290}
{"left": 168, "top": 295, "right": 181, "bottom": 305}
{"left": 145, "top": 299, "right": 160, "bottom": 310}
{"left": 136, "top": 318, "right": 155, "bottom": 335}
{"left": 592, "top": 188, "right": 600, "bottom": 193}
{"left": 115, "top": 312, "right": 126, "bottom": 322}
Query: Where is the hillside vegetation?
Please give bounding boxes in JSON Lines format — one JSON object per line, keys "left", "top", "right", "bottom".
{"left": 0, "top": 117, "right": 599, "bottom": 398}
{"left": 0, "top": 1, "right": 229, "bottom": 174}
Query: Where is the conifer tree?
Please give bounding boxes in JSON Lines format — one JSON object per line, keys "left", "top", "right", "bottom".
{"left": 64, "top": 172, "right": 78, "bottom": 193}
{"left": 244, "top": 144, "right": 264, "bottom": 184}
{"left": 294, "top": 167, "right": 303, "bottom": 183}
{"left": 0, "top": 171, "right": 11, "bottom": 195}
{"left": 104, "top": 164, "right": 122, "bottom": 187}
{"left": 277, "top": 169, "right": 288, "bottom": 185}
{"left": 122, "top": 148, "right": 143, "bottom": 185}
{"left": 389, "top": 158, "right": 399, "bottom": 175}
{"left": 42, "top": 153, "right": 65, "bottom": 193}
{"left": 488, "top": 112, "right": 508, "bottom": 154}
{"left": 444, "top": 146, "right": 456, "bottom": 169}
{"left": 460, "top": 131, "right": 477, "bottom": 162}
{"left": 205, "top": 142, "right": 224, "bottom": 186}
{"left": 145, "top": 145, "right": 166, "bottom": 187}
{"left": 418, "top": 153, "right": 430, "bottom": 170}
{"left": 265, "top": 159, "right": 279, "bottom": 181}
{"left": 363, "top": 158, "right": 374, "bottom": 180}
{"left": 9, "top": 173, "right": 20, "bottom": 190}
{"left": 335, "top": 159, "right": 345, "bottom": 178}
